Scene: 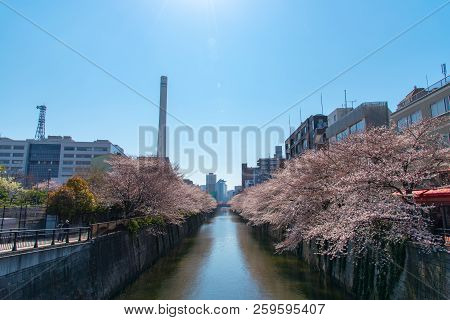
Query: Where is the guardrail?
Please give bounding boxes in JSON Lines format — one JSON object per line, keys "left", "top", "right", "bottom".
{"left": 0, "top": 227, "right": 91, "bottom": 253}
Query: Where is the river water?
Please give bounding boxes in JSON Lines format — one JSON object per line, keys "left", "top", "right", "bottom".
{"left": 118, "top": 207, "right": 349, "bottom": 299}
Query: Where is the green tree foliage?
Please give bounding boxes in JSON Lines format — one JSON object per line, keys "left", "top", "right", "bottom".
{"left": 0, "top": 176, "right": 24, "bottom": 206}
{"left": 47, "top": 176, "right": 97, "bottom": 221}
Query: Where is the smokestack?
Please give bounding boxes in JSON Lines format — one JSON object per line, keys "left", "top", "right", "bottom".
{"left": 157, "top": 76, "right": 168, "bottom": 158}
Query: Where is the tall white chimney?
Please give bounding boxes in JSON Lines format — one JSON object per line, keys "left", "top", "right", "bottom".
{"left": 157, "top": 76, "right": 168, "bottom": 158}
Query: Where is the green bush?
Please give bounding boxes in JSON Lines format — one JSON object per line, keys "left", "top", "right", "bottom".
{"left": 126, "top": 215, "right": 165, "bottom": 234}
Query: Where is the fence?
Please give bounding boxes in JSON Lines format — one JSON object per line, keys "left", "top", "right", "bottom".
{"left": 0, "top": 205, "right": 47, "bottom": 230}
{"left": 0, "top": 227, "right": 91, "bottom": 253}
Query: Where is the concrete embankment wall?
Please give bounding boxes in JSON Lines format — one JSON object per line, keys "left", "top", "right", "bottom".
{"left": 252, "top": 223, "right": 449, "bottom": 299}
{"left": 0, "top": 213, "right": 209, "bottom": 299}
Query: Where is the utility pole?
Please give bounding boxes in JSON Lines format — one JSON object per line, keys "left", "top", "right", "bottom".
{"left": 320, "top": 93, "right": 324, "bottom": 114}
{"left": 288, "top": 116, "right": 292, "bottom": 134}
{"left": 441, "top": 63, "right": 447, "bottom": 79}
{"left": 45, "top": 169, "right": 51, "bottom": 227}
{"left": 344, "top": 90, "right": 348, "bottom": 108}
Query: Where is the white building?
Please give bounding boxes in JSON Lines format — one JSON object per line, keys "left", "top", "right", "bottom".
{"left": 0, "top": 136, "right": 124, "bottom": 184}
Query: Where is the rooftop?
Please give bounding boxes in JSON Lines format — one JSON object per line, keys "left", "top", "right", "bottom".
{"left": 397, "top": 75, "right": 449, "bottom": 111}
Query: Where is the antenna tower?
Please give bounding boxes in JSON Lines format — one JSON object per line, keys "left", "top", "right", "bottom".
{"left": 35, "top": 105, "right": 47, "bottom": 140}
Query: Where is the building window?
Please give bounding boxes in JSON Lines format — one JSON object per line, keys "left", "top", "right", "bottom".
{"left": 77, "top": 147, "right": 92, "bottom": 151}
{"left": 409, "top": 110, "right": 422, "bottom": 124}
{"left": 13, "top": 145, "right": 24, "bottom": 150}
{"left": 63, "top": 161, "right": 74, "bottom": 165}
{"left": 62, "top": 167, "right": 73, "bottom": 173}
{"left": 430, "top": 98, "right": 448, "bottom": 117}
{"left": 349, "top": 119, "right": 365, "bottom": 134}
{"left": 302, "top": 139, "right": 308, "bottom": 150}
{"left": 12, "top": 153, "right": 24, "bottom": 157}
{"left": 64, "top": 154, "right": 75, "bottom": 158}
{"left": 76, "top": 154, "right": 92, "bottom": 158}
{"left": 11, "top": 160, "right": 23, "bottom": 164}
{"left": 94, "top": 147, "right": 108, "bottom": 152}
{"left": 336, "top": 128, "right": 349, "bottom": 141}
{"left": 0, "top": 145, "right": 11, "bottom": 150}
{"left": 75, "top": 160, "right": 91, "bottom": 165}
{"left": 64, "top": 146, "right": 75, "bottom": 151}
{"left": 0, "top": 160, "right": 9, "bottom": 164}
{"left": 397, "top": 117, "right": 408, "bottom": 129}
{"left": 0, "top": 153, "right": 10, "bottom": 157}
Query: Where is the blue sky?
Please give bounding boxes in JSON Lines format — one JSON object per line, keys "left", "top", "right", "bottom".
{"left": 1, "top": 0, "right": 449, "bottom": 188}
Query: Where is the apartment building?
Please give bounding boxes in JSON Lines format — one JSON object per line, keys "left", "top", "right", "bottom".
{"left": 0, "top": 136, "right": 124, "bottom": 184}
{"left": 242, "top": 146, "right": 284, "bottom": 189}
{"left": 390, "top": 75, "right": 449, "bottom": 141}
{"left": 326, "top": 102, "right": 390, "bottom": 143}
{"left": 285, "top": 114, "right": 328, "bottom": 159}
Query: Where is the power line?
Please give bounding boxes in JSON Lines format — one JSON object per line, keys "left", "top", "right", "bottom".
{"left": 259, "top": 0, "right": 450, "bottom": 129}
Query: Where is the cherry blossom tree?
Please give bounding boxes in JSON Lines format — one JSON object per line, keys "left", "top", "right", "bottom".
{"left": 93, "top": 156, "right": 216, "bottom": 224}
{"left": 231, "top": 118, "right": 449, "bottom": 258}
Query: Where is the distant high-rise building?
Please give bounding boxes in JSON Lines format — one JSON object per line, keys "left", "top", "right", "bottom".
{"left": 206, "top": 173, "right": 217, "bottom": 197}
{"left": 274, "top": 145, "right": 283, "bottom": 159}
{"left": 157, "top": 76, "right": 168, "bottom": 158}
{"left": 215, "top": 179, "right": 228, "bottom": 202}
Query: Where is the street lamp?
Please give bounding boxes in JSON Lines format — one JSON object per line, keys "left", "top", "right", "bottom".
{"left": 45, "top": 169, "right": 51, "bottom": 226}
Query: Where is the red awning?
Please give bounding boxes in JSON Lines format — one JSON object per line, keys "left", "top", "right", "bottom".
{"left": 413, "top": 187, "right": 450, "bottom": 205}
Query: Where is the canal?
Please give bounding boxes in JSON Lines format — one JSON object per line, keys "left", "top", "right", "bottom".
{"left": 118, "top": 207, "right": 349, "bottom": 299}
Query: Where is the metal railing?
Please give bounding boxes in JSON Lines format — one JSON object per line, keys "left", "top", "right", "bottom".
{"left": 397, "top": 75, "right": 449, "bottom": 110}
{"left": 0, "top": 227, "right": 91, "bottom": 253}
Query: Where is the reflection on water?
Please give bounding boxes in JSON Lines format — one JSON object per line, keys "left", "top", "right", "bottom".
{"left": 117, "top": 207, "right": 349, "bottom": 299}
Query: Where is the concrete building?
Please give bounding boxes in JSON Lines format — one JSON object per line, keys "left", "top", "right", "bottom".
{"left": 274, "top": 145, "right": 283, "bottom": 159}
{"left": 241, "top": 163, "right": 261, "bottom": 189}
{"left": 227, "top": 190, "right": 235, "bottom": 200}
{"left": 285, "top": 114, "right": 328, "bottom": 159}
{"left": 326, "top": 102, "right": 390, "bottom": 143}
{"left": 0, "top": 136, "right": 124, "bottom": 184}
{"left": 390, "top": 76, "right": 449, "bottom": 141}
{"left": 257, "top": 157, "right": 283, "bottom": 182}
{"left": 206, "top": 173, "right": 217, "bottom": 197}
{"left": 242, "top": 146, "right": 284, "bottom": 189}
{"left": 215, "top": 179, "right": 228, "bottom": 203}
